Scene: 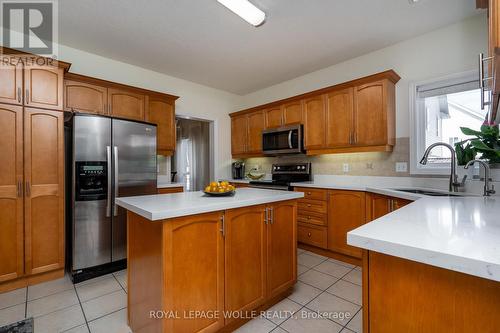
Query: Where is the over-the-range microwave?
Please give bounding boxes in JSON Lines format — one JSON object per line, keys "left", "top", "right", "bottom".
{"left": 262, "top": 125, "right": 304, "bottom": 155}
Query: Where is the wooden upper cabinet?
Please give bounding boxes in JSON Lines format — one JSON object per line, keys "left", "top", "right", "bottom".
{"left": 24, "top": 64, "right": 64, "bottom": 110}
{"left": 0, "top": 104, "right": 24, "bottom": 282}
{"left": 163, "top": 212, "right": 225, "bottom": 333}
{"left": 0, "top": 60, "right": 23, "bottom": 105}
{"left": 231, "top": 114, "right": 248, "bottom": 155}
{"left": 303, "top": 95, "right": 326, "bottom": 149}
{"left": 354, "top": 80, "right": 391, "bottom": 146}
{"left": 146, "top": 97, "right": 175, "bottom": 155}
{"left": 247, "top": 111, "right": 265, "bottom": 154}
{"left": 24, "top": 108, "right": 65, "bottom": 275}
{"left": 328, "top": 190, "right": 366, "bottom": 258}
{"left": 264, "top": 106, "right": 283, "bottom": 128}
{"left": 225, "top": 206, "right": 267, "bottom": 321}
{"left": 108, "top": 88, "right": 145, "bottom": 121}
{"left": 267, "top": 201, "right": 297, "bottom": 298}
{"left": 282, "top": 101, "right": 303, "bottom": 125}
{"left": 326, "top": 88, "right": 353, "bottom": 148}
{"left": 64, "top": 80, "right": 108, "bottom": 114}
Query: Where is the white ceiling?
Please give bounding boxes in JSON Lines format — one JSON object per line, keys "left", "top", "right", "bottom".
{"left": 59, "top": 0, "right": 480, "bottom": 95}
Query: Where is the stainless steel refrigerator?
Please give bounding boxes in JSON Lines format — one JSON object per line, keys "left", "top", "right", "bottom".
{"left": 68, "top": 114, "right": 157, "bottom": 282}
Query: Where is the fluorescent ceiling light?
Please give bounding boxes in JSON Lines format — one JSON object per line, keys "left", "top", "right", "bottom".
{"left": 217, "top": 0, "right": 266, "bottom": 27}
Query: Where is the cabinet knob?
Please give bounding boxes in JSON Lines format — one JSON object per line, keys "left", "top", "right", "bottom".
{"left": 307, "top": 232, "right": 312, "bottom": 237}
{"left": 307, "top": 204, "right": 311, "bottom": 207}
{"left": 307, "top": 192, "right": 311, "bottom": 195}
{"left": 307, "top": 216, "right": 311, "bottom": 220}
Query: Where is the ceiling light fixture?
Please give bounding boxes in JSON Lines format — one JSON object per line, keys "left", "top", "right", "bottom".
{"left": 217, "top": 0, "right": 266, "bottom": 27}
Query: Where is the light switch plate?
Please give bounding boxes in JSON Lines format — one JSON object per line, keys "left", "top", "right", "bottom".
{"left": 343, "top": 163, "right": 349, "bottom": 173}
{"left": 396, "top": 162, "right": 408, "bottom": 173}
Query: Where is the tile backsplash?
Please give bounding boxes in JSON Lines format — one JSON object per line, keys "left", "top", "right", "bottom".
{"left": 243, "top": 137, "right": 412, "bottom": 177}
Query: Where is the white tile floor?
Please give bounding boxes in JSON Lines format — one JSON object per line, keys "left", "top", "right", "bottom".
{"left": 0, "top": 249, "right": 362, "bottom": 333}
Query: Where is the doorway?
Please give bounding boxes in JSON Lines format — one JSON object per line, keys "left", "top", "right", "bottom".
{"left": 172, "top": 117, "right": 212, "bottom": 191}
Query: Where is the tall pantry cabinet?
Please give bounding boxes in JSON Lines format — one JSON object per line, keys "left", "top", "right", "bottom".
{"left": 0, "top": 54, "right": 67, "bottom": 291}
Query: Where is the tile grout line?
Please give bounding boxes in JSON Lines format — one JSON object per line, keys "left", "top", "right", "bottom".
{"left": 112, "top": 273, "right": 127, "bottom": 294}
{"left": 73, "top": 283, "right": 91, "bottom": 333}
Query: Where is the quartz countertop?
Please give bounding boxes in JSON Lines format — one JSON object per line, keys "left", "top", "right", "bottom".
{"left": 347, "top": 196, "right": 500, "bottom": 282}
{"left": 157, "top": 182, "right": 185, "bottom": 189}
{"left": 116, "top": 188, "right": 304, "bottom": 221}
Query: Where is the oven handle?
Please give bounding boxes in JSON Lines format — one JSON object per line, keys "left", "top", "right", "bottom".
{"left": 288, "top": 130, "right": 293, "bottom": 149}
{"left": 106, "top": 146, "right": 111, "bottom": 217}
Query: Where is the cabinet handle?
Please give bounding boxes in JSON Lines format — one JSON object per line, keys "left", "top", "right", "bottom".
{"left": 264, "top": 208, "right": 268, "bottom": 224}
{"left": 270, "top": 207, "right": 274, "bottom": 225}
{"left": 17, "top": 180, "right": 22, "bottom": 197}
{"left": 17, "top": 87, "right": 21, "bottom": 103}
{"left": 307, "top": 232, "right": 312, "bottom": 237}
{"left": 307, "top": 204, "right": 311, "bottom": 208}
{"left": 25, "top": 89, "right": 29, "bottom": 104}
{"left": 220, "top": 213, "right": 225, "bottom": 237}
{"left": 25, "top": 181, "right": 30, "bottom": 197}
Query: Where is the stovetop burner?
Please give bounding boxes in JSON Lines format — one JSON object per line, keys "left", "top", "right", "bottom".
{"left": 248, "top": 163, "right": 311, "bottom": 191}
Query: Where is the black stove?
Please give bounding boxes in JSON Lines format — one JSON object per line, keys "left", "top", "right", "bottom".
{"left": 249, "top": 163, "right": 311, "bottom": 191}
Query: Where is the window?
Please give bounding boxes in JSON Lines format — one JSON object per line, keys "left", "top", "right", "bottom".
{"left": 410, "top": 72, "right": 488, "bottom": 174}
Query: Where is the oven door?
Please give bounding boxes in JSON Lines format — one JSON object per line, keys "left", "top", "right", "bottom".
{"left": 262, "top": 125, "right": 303, "bottom": 155}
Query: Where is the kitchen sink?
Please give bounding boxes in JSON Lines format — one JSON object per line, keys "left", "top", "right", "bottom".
{"left": 391, "top": 189, "right": 462, "bottom": 197}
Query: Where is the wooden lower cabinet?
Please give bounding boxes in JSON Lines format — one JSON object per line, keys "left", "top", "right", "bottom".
{"left": 225, "top": 205, "right": 267, "bottom": 320}
{"left": 127, "top": 201, "right": 298, "bottom": 333}
{"left": 266, "top": 201, "right": 297, "bottom": 298}
{"left": 0, "top": 104, "right": 24, "bottom": 282}
{"left": 298, "top": 223, "right": 328, "bottom": 249}
{"left": 24, "top": 108, "right": 65, "bottom": 275}
{"left": 327, "top": 190, "right": 366, "bottom": 258}
{"left": 158, "top": 186, "right": 184, "bottom": 194}
{"left": 366, "top": 193, "right": 413, "bottom": 222}
{"left": 367, "top": 251, "right": 500, "bottom": 333}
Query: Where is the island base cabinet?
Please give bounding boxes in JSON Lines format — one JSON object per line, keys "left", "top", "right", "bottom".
{"left": 366, "top": 252, "right": 500, "bottom": 333}
{"left": 127, "top": 200, "right": 298, "bottom": 333}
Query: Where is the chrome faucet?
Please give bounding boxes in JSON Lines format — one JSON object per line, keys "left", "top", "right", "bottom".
{"left": 464, "top": 160, "right": 496, "bottom": 196}
{"left": 419, "top": 142, "right": 466, "bottom": 192}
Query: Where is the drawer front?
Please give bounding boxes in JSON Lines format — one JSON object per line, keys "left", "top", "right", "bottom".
{"left": 298, "top": 199, "right": 327, "bottom": 214}
{"left": 295, "top": 187, "right": 327, "bottom": 201}
{"left": 298, "top": 212, "right": 327, "bottom": 226}
{"left": 298, "top": 224, "right": 328, "bottom": 249}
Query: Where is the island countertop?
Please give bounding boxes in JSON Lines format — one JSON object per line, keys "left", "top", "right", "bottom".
{"left": 116, "top": 188, "right": 304, "bottom": 221}
{"left": 348, "top": 196, "right": 500, "bottom": 282}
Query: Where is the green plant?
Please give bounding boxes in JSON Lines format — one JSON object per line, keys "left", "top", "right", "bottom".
{"left": 454, "top": 125, "right": 500, "bottom": 165}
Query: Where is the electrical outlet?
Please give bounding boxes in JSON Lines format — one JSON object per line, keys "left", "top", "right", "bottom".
{"left": 396, "top": 162, "right": 408, "bottom": 173}
{"left": 343, "top": 163, "right": 349, "bottom": 173}
{"left": 366, "top": 163, "right": 373, "bottom": 170}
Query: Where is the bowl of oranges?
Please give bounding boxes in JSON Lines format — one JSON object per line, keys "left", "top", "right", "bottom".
{"left": 204, "top": 181, "right": 236, "bottom": 196}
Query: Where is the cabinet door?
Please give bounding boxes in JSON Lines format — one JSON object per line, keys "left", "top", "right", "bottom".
{"left": 366, "top": 193, "right": 390, "bottom": 222}
{"left": 163, "top": 212, "right": 224, "bottom": 333}
{"left": 24, "top": 108, "right": 65, "bottom": 275}
{"left": 231, "top": 114, "right": 248, "bottom": 155}
{"left": 247, "top": 111, "right": 265, "bottom": 154}
{"left": 328, "top": 190, "right": 366, "bottom": 258}
{"left": 267, "top": 201, "right": 297, "bottom": 298}
{"left": 303, "top": 95, "right": 326, "bottom": 149}
{"left": 282, "top": 101, "right": 303, "bottom": 125}
{"left": 146, "top": 98, "right": 175, "bottom": 155}
{"left": 353, "top": 81, "right": 387, "bottom": 146}
{"left": 24, "top": 65, "right": 64, "bottom": 110}
{"left": 225, "top": 205, "right": 267, "bottom": 321}
{"left": 63, "top": 80, "right": 108, "bottom": 114}
{"left": 265, "top": 106, "right": 283, "bottom": 128}
{"left": 108, "top": 88, "right": 145, "bottom": 121}
{"left": 0, "top": 104, "right": 24, "bottom": 282}
{"left": 326, "top": 88, "right": 353, "bottom": 148}
{"left": 392, "top": 197, "right": 411, "bottom": 210}
{"left": 0, "top": 60, "right": 23, "bottom": 105}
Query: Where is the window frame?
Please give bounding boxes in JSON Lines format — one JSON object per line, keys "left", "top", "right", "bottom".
{"left": 409, "top": 70, "right": 480, "bottom": 175}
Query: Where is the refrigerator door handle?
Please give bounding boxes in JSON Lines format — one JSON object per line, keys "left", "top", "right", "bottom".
{"left": 113, "top": 146, "right": 119, "bottom": 216}
{"left": 106, "top": 146, "right": 112, "bottom": 217}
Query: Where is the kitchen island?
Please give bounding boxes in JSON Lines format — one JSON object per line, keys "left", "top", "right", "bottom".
{"left": 348, "top": 196, "right": 500, "bottom": 333}
{"left": 116, "top": 188, "right": 303, "bottom": 333}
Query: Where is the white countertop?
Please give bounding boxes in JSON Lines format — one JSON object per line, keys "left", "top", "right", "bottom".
{"left": 348, "top": 197, "right": 500, "bottom": 282}
{"left": 157, "top": 181, "right": 185, "bottom": 189}
{"left": 116, "top": 188, "right": 304, "bottom": 221}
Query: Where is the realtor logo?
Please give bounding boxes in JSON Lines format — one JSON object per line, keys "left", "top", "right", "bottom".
{"left": 1, "top": 0, "right": 58, "bottom": 57}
